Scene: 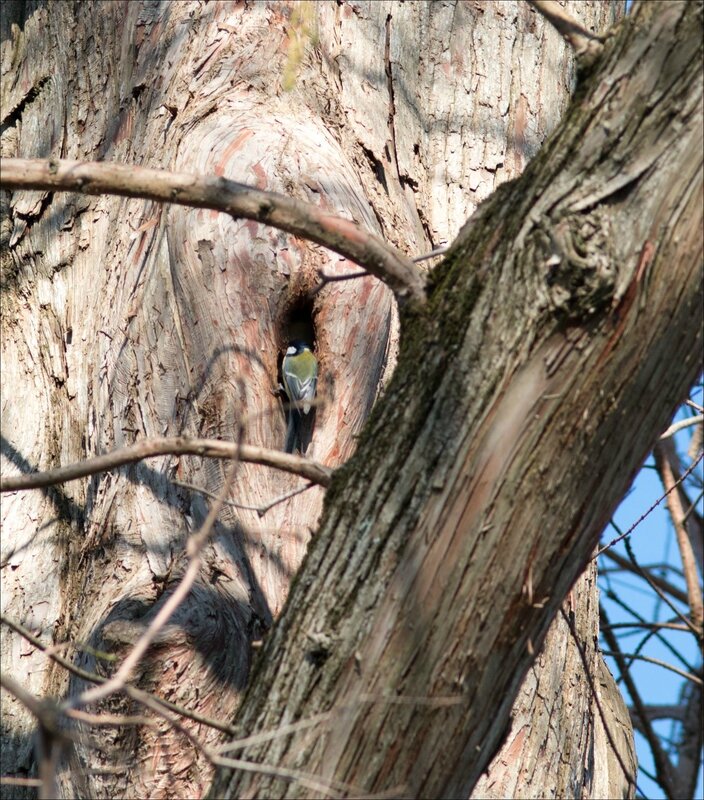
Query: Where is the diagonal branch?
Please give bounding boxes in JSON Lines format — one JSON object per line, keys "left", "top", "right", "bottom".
{"left": 0, "top": 435, "right": 333, "bottom": 492}
{"left": 1, "top": 612, "right": 241, "bottom": 736}
{"left": 601, "top": 549, "right": 689, "bottom": 605}
{"left": 63, "top": 456, "right": 240, "bottom": 711}
{"left": 655, "top": 437, "right": 704, "bottom": 570}
{"left": 653, "top": 442, "right": 704, "bottom": 635}
{"left": 172, "top": 479, "right": 315, "bottom": 517}
{"left": 595, "top": 453, "right": 704, "bottom": 558}
{"left": 0, "top": 157, "right": 425, "bottom": 305}
{"left": 528, "top": 0, "right": 605, "bottom": 56}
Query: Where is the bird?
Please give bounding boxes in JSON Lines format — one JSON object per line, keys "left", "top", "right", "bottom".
{"left": 281, "top": 340, "right": 318, "bottom": 454}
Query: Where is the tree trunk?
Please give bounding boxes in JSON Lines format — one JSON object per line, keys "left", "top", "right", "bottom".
{"left": 3, "top": 1, "right": 696, "bottom": 799}
{"left": 211, "top": 2, "right": 701, "bottom": 798}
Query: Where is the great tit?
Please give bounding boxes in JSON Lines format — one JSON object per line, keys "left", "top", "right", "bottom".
{"left": 282, "top": 341, "right": 318, "bottom": 454}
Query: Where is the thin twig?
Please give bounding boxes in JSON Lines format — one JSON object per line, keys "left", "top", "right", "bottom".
{"left": 215, "top": 693, "right": 463, "bottom": 755}
{"left": 211, "top": 753, "right": 355, "bottom": 799}
{"left": 348, "top": 787, "right": 410, "bottom": 800}
{"left": 172, "top": 479, "right": 315, "bottom": 517}
{"left": 630, "top": 704, "right": 687, "bottom": 723}
{"left": 356, "top": 692, "right": 463, "bottom": 707}
{"left": 528, "top": 0, "right": 604, "bottom": 54}
{"left": 317, "top": 269, "right": 369, "bottom": 284}
{"left": 135, "top": 690, "right": 356, "bottom": 799}
{"left": 0, "top": 435, "right": 332, "bottom": 492}
{"left": 601, "top": 621, "right": 691, "bottom": 633}
{"left": 311, "top": 268, "right": 369, "bottom": 297}
{"left": 216, "top": 712, "right": 332, "bottom": 754}
{"left": 621, "top": 537, "right": 700, "bottom": 638}
{"left": 600, "top": 652, "right": 702, "bottom": 685}
{"left": 0, "top": 157, "right": 425, "bottom": 304}
{"left": 3, "top": 591, "right": 364, "bottom": 796}
{"left": 600, "top": 592, "right": 696, "bottom": 674}
{"left": 1, "top": 613, "right": 333, "bottom": 746}
{"left": 64, "top": 709, "right": 154, "bottom": 727}
{"left": 5, "top": 615, "right": 467, "bottom": 798}
{"left": 412, "top": 246, "right": 449, "bottom": 263}
{"left": 0, "top": 777, "right": 44, "bottom": 787}
{"left": 600, "top": 550, "right": 689, "bottom": 605}
{"left": 595, "top": 453, "right": 703, "bottom": 557}
{"left": 681, "top": 487, "right": 703, "bottom": 524}
{"left": 313, "top": 245, "right": 449, "bottom": 295}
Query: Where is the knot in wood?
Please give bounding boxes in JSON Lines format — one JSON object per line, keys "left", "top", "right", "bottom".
{"left": 540, "top": 210, "right": 616, "bottom": 319}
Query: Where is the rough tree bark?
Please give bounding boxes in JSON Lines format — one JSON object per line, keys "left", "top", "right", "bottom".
{"left": 1, "top": 1, "right": 698, "bottom": 799}
{"left": 211, "top": 2, "right": 701, "bottom": 798}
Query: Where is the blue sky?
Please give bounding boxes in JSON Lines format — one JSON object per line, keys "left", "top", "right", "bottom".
{"left": 598, "top": 384, "right": 703, "bottom": 799}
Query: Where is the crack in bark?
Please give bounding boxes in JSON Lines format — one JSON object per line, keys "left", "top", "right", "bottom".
{"left": 0, "top": 75, "right": 51, "bottom": 134}
{"left": 383, "top": 14, "right": 400, "bottom": 187}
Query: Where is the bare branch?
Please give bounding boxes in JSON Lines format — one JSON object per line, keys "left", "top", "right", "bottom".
{"left": 215, "top": 712, "right": 332, "bottom": 754}
{"left": 601, "top": 550, "right": 689, "bottom": 605}
{"left": 676, "top": 681, "right": 703, "bottom": 799}
{"left": 595, "top": 453, "right": 703, "bottom": 558}
{"left": 412, "top": 246, "right": 449, "bottom": 263}
{"left": 682, "top": 487, "right": 703, "bottom": 524}
{"left": 0, "top": 157, "right": 425, "bottom": 305}
{"left": 0, "top": 435, "right": 333, "bottom": 492}
{"left": 528, "top": 0, "right": 605, "bottom": 56}
{"left": 600, "top": 549, "right": 699, "bottom": 676}
{"left": 654, "top": 443, "right": 703, "bottom": 634}
{"left": 600, "top": 651, "right": 702, "bottom": 685}
{"left": 64, "top": 709, "right": 154, "bottom": 727}
{"left": 317, "top": 269, "right": 369, "bottom": 285}
{"left": 2, "top": 612, "right": 313, "bottom": 741}
{"left": 63, "top": 458, "right": 240, "bottom": 712}
{"left": 216, "top": 693, "right": 463, "bottom": 756}
{"left": 0, "top": 777, "right": 43, "bottom": 788}
{"left": 660, "top": 414, "right": 704, "bottom": 440}
{"left": 656, "top": 437, "right": 704, "bottom": 571}
{"left": 630, "top": 704, "right": 687, "bottom": 724}
{"left": 601, "top": 621, "right": 691, "bottom": 633}
{"left": 623, "top": 537, "right": 700, "bottom": 638}
{"left": 172, "top": 478, "right": 315, "bottom": 517}
{"left": 312, "top": 268, "right": 369, "bottom": 296}
{"left": 209, "top": 752, "right": 358, "bottom": 799}
{"left": 134, "top": 688, "right": 359, "bottom": 799}
{"left": 0, "top": 622, "right": 416, "bottom": 799}
{"left": 689, "top": 418, "right": 703, "bottom": 460}
{"left": 312, "top": 244, "right": 448, "bottom": 301}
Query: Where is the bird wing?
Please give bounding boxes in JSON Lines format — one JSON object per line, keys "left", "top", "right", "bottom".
{"left": 283, "top": 369, "right": 317, "bottom": 413}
